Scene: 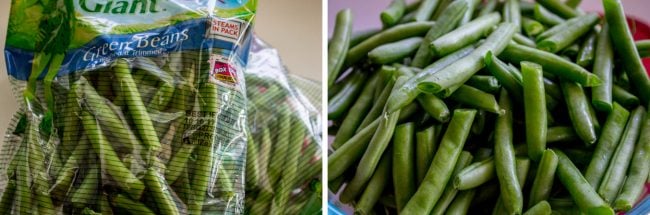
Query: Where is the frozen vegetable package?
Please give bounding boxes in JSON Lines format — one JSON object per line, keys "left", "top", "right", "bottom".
{"left": 244, "top": 37, "right": 323, "bottom": 214}
{"left": 1, "top": 0, "right": 257, "bottom": 214}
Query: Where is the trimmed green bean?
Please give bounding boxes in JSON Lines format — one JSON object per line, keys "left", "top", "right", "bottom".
{"left": 493, "top": 157, "right": 531, "bottom": 215}
{"left": 415, "top": 125, "right": 439, "bottom": 184}
{"left": 328, "top": 70, "right": 366, "bottom": 120}
{"left": 459, "top": 0, "right": 481, "bottom": 25}
{"left": 537, "top": 0, "right": 578, "bottom": 18}
{"left": 145, "top": 168, "right": 180, "bottom": 215}
{"left": 402, "top": 109, "right": 476, "bottom": 214}
{"left": 393, "top": 122, "right": 416, "bottom": 212}
{"left": 417, "top": 23, "right": 516, "bottom": 96}
{"left": 411, "top": 0, "right": 468, "bottom": 68}
{"left": 592, "top": 24, "right": 615, "bottom": 112}
{"left": 70, "top": 168, "right": 99, "bottom": 208}
{"left": 430, "top": 13, "right": 501, "bottom": 57}
{"left": 449, "top": 85, "right": 504, "bottom": 115}
{"left": 165, "top": 144, "right": 196, "bottom": 184}
{"left": 81, "top": 112, "right": 145, "bottom": 199}
{"left": 112, "top": 194, "right": 156, "bottom": 215}
{"left": 613, "top": 110, "right": 650, "bottom": 211}
{"left": 478, "top": 0, "right": 497, "bottom": 17}
{"left": 51, "top": 134, "right": 89, "bottom": 200}
{"left": 556, "top": 150, "right": 615, "bottom": 214}
{"left": 271, "top": 117, "right": 306, "bottom": 214}
{"left": 413, "top": 0, "right": 440, "bottom": 21}
{"left": 603, "top": 0, "right": 650, "bottom": 104}
{"left": 381, "top": 0, "right": 406, "bottom": 27}
{"left": 502, "top": 42, "right": 601, "bottom": 86}
{"left": 584, "top": 103, "right": 630, "bottom": 188}
{"left": 346, "top": 21, "right": 435, "bottom": 66}
{"left": 537, "top": 13, "right": 599, "bottom": 53}
{"left": 417, "top": 93, "right": 450, "bottom": 122}
{"left": 613, "top": 85, "right": 640, "bottom": 108}
{"left": 430, "top": 151, "right": 473, "bottom": 215}
{"left": 454, "top": 157, "right": 495, "bottom": 190}
{"left": 328, "top": 9, "right": 353, "bottom": 87}
{"left": 388, "top": 45, "right": 475, "bottom": 113}
{"left": 598, "top": 106, "right": 645, "bottom": 203}
{"left": 522, "top": 61, "right": 548, "bottom": 161}
{"left": 328, "top": 117, "right": 382, "bottom": 182}
{"left": 637, "top": 39, "right": 650, "bottom": 57}
{"left": 355, "top": 151, "right": 392, "bottom": 215}
{"left": 523, "top": 17, "right": 545, "bottom": 37}
{"left": 534, "top": 4, "right": 565, "bottom": 26}
{"left": 444, "top": 189, "right": 476, "bottom": 215}
{"left": 466, "top": 75, "right": 500, "bottom": 94}
{"left": 560, "top": 80, "right": 599, "bottom": 144}
{"left": 504, "top": 0, "right": 521, "bottom": 33}
{"left": 494, "top": 89, "right": 523, "bottom": 215}
{"left": 350, "top": 28, "right": 381, "bottom": 48}
{"left": 529, "top": 150, "right": 559, "bottom": 208}
{"left": 369, "top": 37, "right": 423, "bottom": 64}
{"left": 485, "top": 51, "right": 524, "bottom": 103}
{"left": 358, "top": 77, "right": 396, "bottom": 130}
{"left": 331, "top": 73, "right": 379, "bottom": 149}
{"left": 513, "top": 33, "right": 537, "bottom": 48}
{"left": 537, "top": 15, "right": 589, "bottom": 42}
{"left": 0, "top": 180, "right": 15, "bottom": 214}
{"left": 524, "top": 201, "right": 552, "bottom": 215}
{"left": 576, "top": 30, "right": 597, "bottom": 68}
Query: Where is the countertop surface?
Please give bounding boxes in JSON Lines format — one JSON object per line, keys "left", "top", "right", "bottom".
{"left": 0, "top": 0, "right": 322, "bottom": 138}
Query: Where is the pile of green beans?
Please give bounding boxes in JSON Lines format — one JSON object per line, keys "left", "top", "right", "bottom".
{"left": 329, "top": 0, "right": 650, "bottom": 214}
{"left": 0, "top": 55, "right": 242, "bottom": 214}
{"left": 244, "top": 74, "right": 322, "bottom": 214}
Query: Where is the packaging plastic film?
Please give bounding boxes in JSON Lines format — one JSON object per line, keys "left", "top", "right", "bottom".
{"left": 1, "top": 0, "right": 257, "bottom": 214}
{"left": 244, "top": 37, "right": 323, "bottom": 215}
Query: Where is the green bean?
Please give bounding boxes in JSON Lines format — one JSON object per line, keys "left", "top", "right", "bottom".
{"left": 50, "top": 134, "right": 89, "bottom": 200}
{"left": 576, "top": 30, "right": 597, "bottom": 68}
{"left": 328, "top": 70, "right": 366, "bottom": 120}
{"left": 603, "top": 0, "right": 650, "bottom": 104}
{"left": 512, "top": 33, "right": 537, "bottom": 48}
{"left": 430, "top": 13, "right": 501, "bottom": 57}
{"left": 534, "top": 4, "right": 565, "bottom": 26}
{"left": 81, "top": 112, "right": 145, "bottom": 199}
{"left": 454, "top": 157, "right": 495, "bottom": 190}
{"left": 543, "top": 78, "right": 562, "bottom": 100}
{"left": 60, "top": 82, "right": 82, "bottom": 160}
{"left": 430, "top": 151, "right": 473, "bottom": 215}
{"left": 493, "top": 89, "right": 523, "bottom": 215}
{"left": 523, "top": 201, "right": 552, "bottom": 215}
{"left": 415, "top": 125, "right": 439, "bottom": 184}
{"left": 355, "top": 151, "right": 392, "bottom": 215}
{"left": 521, "top": 62, "right": 548, "bottom": 161}
{"left": 465, "top": 75, "right": 500, "bottom": 94}
{"left": 485, "top": 51, "right": 524, "bottom": 103}
{"left": 502, "top": 42, "right": 601, "bottom": 86}
{"left": 389, "top": 45, "right": 475, "bottom": 113}
{"left": 113, "top": 59, "right": 161, "bottom": 155}
{"left": 369, "top": 37, "right": 423, "bottom": 64}
{"left": 0, "top": 180, "right": 15, "bottom": 214}
{"left": 146, "top": 168, "right": 180, "bottom": 215}
{"left": 165, "top": 144, "right": 196, "bottom": 184}
{"left": 536, "top": 15, "right": 589, "bottom": 42}
{"left": 598, "top": 106, "right": 645, "bottom": 203}
{"left": 328, "top": 118, "right": 382, "bottom": 182}
{"left": 358, "top": 78, "right": 396, "bottom": 130}
{"left": 444, "top": 189, "right": 476, "bottom": 215}
{"left": 637, "top": 39, "right": 650, "bottom": 57}
{"left": 554, "top": 149, "right": 615, "bottom": 214}
{"left": 411, "top": 0, "right": 468, "bottom": 68}
{"left": 405, "top": 0, "right": 422, "bottom": 13}
{"left": 271, "top": 117, "right": 306, "bottom": 214}
{"left": 112, "top": 194, "right": 156, "bottom": 215}
{"left": 536, "top": 0, "right": 578, "bottom": 18}
{"left": 14, "top": 138, "right": 30, "bottom": 215}
{"left": 449, "top": 85, "right": 504, "bottom": 115}
{"left": 613, "top": 85, "right": 640, "bottom": 108}
{"left": 350, "top": 28, "right": 382, "bottom": 48}
{"left": 328, "top": 9, "right": 353, "bottom": 87}
{"left": 613, "top": 110, "right": 650, "bottom": 211}
{"left": 478, "top": 0, "right": 497, "bottom": 17}
{"left": 268, "top": 106, "right": 291, "bottom": 188}
{"left": 546, "top": 126, "right": 579, "bottom": 143}
{"left": 346, "top": 21, "right": 435, "bottom": 67}
{"left": 493, "top": 157, "right": 531, "bottom": 215}
{"left": 504, "top": 0, "right": 521, "bottom": 33}
{"left": 537, "top": 14, "right": 599, "bottom": 53}
{"left": 392, "top": 122, "right": 416, "bottom": 212}
{"left": 523, "top": 17, "right": 545, "bottom": 37}
{"left": 331, "top": 73, "right": 379, "bottom": 149}
{"left": 417, "top": 23, "right": 516, "bottom": 96}
{"left": 381, "top": 0, "right": 406, "bottom": 27}
{"left": 459, "top": 0, "right": 481, "bottom": 25}
{"left": 341, "top": 78, "right": 406, "bottom": 202}
{"left": 591, "top": 25, "right": 615, "bottom": 112}
{"left": 402, "top": 109, "right": 476, "bottom": 214}
{"left": 417, "top": 93, "right": 450, "bottom": 122}
{"left": 529, "top": 150, "right": 559, "bottom": 208}
{"left": 584, "top": 103, "right": 630, "bottom": 188}
{"left": 413, "top": 0, "right": 440, "bottom": 21}
{"left": 188, "top": 82, "right": 218, "bottom": 215}
{"left": 70, "top": 168, "right": 99, "bottom": 208}
{"left": 560, "top": 80, "right": 599, "bottom": 144}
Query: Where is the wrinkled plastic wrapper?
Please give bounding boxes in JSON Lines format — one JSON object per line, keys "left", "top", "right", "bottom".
{"left": 244, "top": 37, "right": 323, "bottom": 214}
{"left": 1, "top": 0, "right": 257, "bottom": 214}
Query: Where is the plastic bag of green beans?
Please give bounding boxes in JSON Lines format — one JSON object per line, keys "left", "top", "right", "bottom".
{"left": 0, "top": 0, "right": 257, "bottom": 214}
{"left": 243, "top": 37, "right": 323, "bottom": 214}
